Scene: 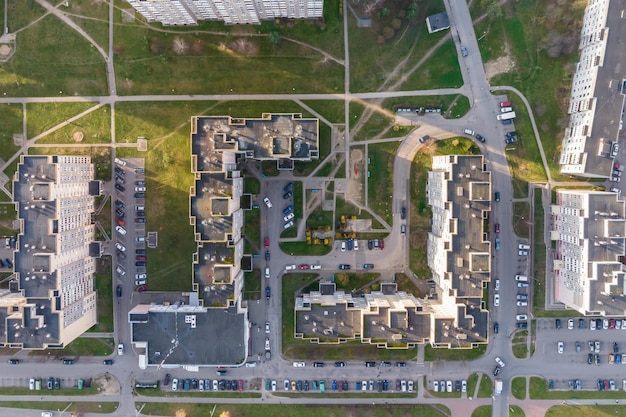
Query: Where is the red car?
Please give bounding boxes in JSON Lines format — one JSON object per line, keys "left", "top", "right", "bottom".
{"left": 495, "top": 223, "right": 500, "bottom": 235}
{"left": 609, "top": 319, "right": 616, "bottom": 329}
{"left": 298, "top": 264, "right": 310, "bottom": 270}
{"left": 136, "top": 255, "right": 146, "bottom": 261}
{"left": 137, "top": 285, "right": 147, "bottom": 293}
{"left": 115, "top": 217, "right": 125, "bottom": 226}
{"left": 500, "top": 101, "right": 512, "bottom": 108}
{"left": 238, "top": 380, "right": 244, "bottom": 392}
{"left": 379, "top": 239, "right": 385, "bottom": 250}
{"left": 264, "top": 237, "right": 269, "bottom": 249}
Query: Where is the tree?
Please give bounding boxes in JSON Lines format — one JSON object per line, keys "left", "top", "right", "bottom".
{"left": 392, "top": 18, "right": 402, "bottom": 30}
{"left": 383, "top": 26, "right": 395, "bottom": 40}
{"left": 268, "top": 31, "right": 281, "bottom": 48}
{"left": 380, "top": 7, "right": 390, "bottom": 17}
{"left": 377, "top": 35, "right": 386, "bottom": 45}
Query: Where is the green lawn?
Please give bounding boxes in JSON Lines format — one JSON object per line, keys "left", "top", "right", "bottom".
{"left": 471, "top": 405, "right": 492, "bottom": 417}
{"left": 512, "top": 178, "right": 529, "bottom": 199}
{"left": 64, "top": 0, "right": 110, "bottom": 51}
{"left": 477, "top": 374, "right": 492, "bottom": 398}
{"left": 27, "top": 337, "right": 114, "bottom": 357}
{"left": 141, "top": 404, "right": 448, "bottom": 417}
{"left": 511, "top": 377, "right": 526, "bottom": 400}
{"left": 333, "top": 272, "right": 379, "bottom": 292}
{"left": 113, "top": 22, "right": 343, "bottom": 95}
{"left": 0, "top": 205, "right": 18, "bottom": 237}
{"left": 509, "top": 405, "right": 525, "bottom": 417}
{"left": 0, "top": 16, "right": 107, "bottom": 96}
{"left": 0, "top": 104, "right": 23, "bottom": 161}
{"left": 367, "top": 141, "right": 400, "bottom": 225}
{"left": 26, "top": 103, "right": 98, "bottom": 139}
{"left": 301, "top": 100, "right": 345, "bottom": 123}
{"left": 424, "top": 344, "right": 486, "bottom": 362}
{"left": 35, "top": 105, "right": 111, "bottom": 145}
{"left": 243, "top": 269, "right": 261, "bottom": 301}
{"left": 398, "top": 39, "right": 463, "bottom": 90}
{"left": 546, "top": 405, "right": 626, "bottom": 417}
{"left": 466, "top": 373, "right": 478, "bottom": 397}
{"left": 245, "top": 209, "right": 261, "bottom": 250}
{"left": 512, "top": 202, "right": 531, "bottom": 239}
{"left": 0, "top": 401, "right": 118, "bottom": 414}
{"left": 279, "top": 241, "right": 332, "bottom": 256}
{"left": 90, "top": 271, "right": 114, "bottom": 333}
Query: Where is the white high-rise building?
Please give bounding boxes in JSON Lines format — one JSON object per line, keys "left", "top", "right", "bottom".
{"left": 550, "top": 189, "right": 626, "bottom": 315}
{"left": 558, "top": 0, "right": 626, "bottom": 177}
{"left": 126, "top": 0, "right": 323, "bottom": 26}
{"left": 0, "top": 155, "right": 101, "bottom": 350}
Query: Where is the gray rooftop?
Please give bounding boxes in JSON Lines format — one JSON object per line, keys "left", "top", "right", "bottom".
{"left": 130, "top": 304, "right": 247, "bottom": 366}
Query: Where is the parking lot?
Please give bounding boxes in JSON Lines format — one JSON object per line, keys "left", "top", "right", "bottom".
{"left": 536, "top": 317, "right": 626, "bottom": 391}
{"left": 112, "top": 158, "right": 147, "bottom": 295}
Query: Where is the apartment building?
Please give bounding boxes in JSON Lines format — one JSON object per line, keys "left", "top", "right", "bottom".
{"left": 126, "top": 0, "right": 324, "bottom": 26}
{"left": 0, "top": 155, "right": 101, "bottom": 349}
{"left": 558, "top": 0, "right": 626, "bottom": 177}
{"left": 550, "top": 189, "right": 626, "bottom": 315}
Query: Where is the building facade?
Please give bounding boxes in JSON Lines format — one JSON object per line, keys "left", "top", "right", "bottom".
{"left": 126, "top": 0, "right": 324, "bottom": 25}
{"left": 0, "top": 155, "right": 101, "bottom": 349}
{"left": 550, "top": 189, "right": 626, "bottom": 315}
{"left": 558, "top": 0, "right": 626, "bottom": 177}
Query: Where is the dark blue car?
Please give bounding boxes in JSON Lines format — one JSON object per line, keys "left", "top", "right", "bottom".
{"left": 282, "top": 205, "right": 294, "bottom": 215}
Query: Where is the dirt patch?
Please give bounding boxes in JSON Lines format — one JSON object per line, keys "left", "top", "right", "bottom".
{"left": 73, "top": 131, "right": 84, "bottom": 142}
{"left": 94, "top": 373, "right": 120, "bottom": 396}
{"left": 484, "top": 46, "right": 517, "bottom": 81}
{"left": 347, "top": 148, "right": 365, "bottom": 204}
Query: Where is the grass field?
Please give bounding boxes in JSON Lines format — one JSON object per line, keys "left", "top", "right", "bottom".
{"left": 511, "top": 377, "right": 526, "bottom": 400}
{"left": 1, "top": 16, "right": 107, "bottom": 97}
{"left": 26, "top": 103, "right": 99, "bottom": 139}
{"left": 26, "top": 337, "right": 114, "bottom": 357}
{"left": 367, "top": 141, "right": 400, "bottom": 225}
{"left": 466, "top": 373, "right": 478, "bottom": 397}
{"left": 477, "top": 374, "right": 492, "bottom": 398}
{"left": 91, "top": 271, "right": 114, "bottom": 332}
{"left": 141, "top": 403, "right": 449, "bottom": 417}
{"left": 0, "top": 401, "right": 118, "bottom": 414}
{"left": 512, "top": 202, "right": 531, "bottom": 239}
{"left": 36, "top": 105, "right": 111, "bottom": 145}
{"left": 243, "top": 269, "right": 261, "bottom": 300}
{"left": 509, "top": 405, "right": 525, "bottom": 417}
{"left": 63, "top": 0, "right": 110, "bottom": 51}
{"left": 0, "top": 104, "right": 23, "bottom": 161}
{"left": 301, "top": 100, "right": 345, "bottom": 123}
{"left": 424, "top": 344, "right": 486, "bottom": 362}
{"left": 474, "top": 0, "right": 586, "bottom": 181}
{"left": 546, "top": 405, "right": 626, "bottom": 417}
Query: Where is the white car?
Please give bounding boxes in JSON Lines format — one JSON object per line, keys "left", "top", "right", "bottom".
{"left": 283, "top": 220, "right": 294, "bottom": 229}
{"left": 401, "top": 380, "right": 407, "bottom": 392}
{"left": 199, "top": 379, "right": 204, "bottom": 391}
{"left": 362, "top": 380, "right": 367, "bottom": 391}
{"left": 115, "top": 225, "right": 127, "bottom": 236}
{"left": 135, "top": 186, "right": 146, "bottom": 192}
{"left": 213, "top": 380, "right": 218, "bottom": 391}
{"left": 283, "top": 212, "right": 295, "bottom": 222}
{"left": 116, "top": 266, "right": 126, "bottom": 276}
{"left": 433, "top": 380, "right": 439, "bottom": 392}
{"left": 568, "top": 319, "right": 574, "bottom": 330}
{"left": 461, "top": 380, "right": 467, "bottom": 393}
{"left": 135, "top": 278, "right": 146, "bottom": 286}
{"left": 272, "top": 380, "right": 277, "bottom": 391}
{"left": 135, "top": 273, "right": 146, "bottom": 280}
{"left": 446, "top": 380, "right": 452, "bottom": 392}
{"left": 285, "top": 264, "right": 296, "bottom": 271}
{"left": 519, "top": 250, "right": 528, "bottom": 256}
{"left": 292, "top": 361, "right": 305, "bottom": 367}
{"left": 495, "top": 356, "right": 505, "bottom": 367}
{"left": 340, "top": 241, "right": 346, "bottom": 252}
{"left": 310, "top": 264, "right": 321, "bottom": 270}
{"left": 494, "top": 294, "right": 500, "bottom": 307}
{"left": 265, "top": 322, "right": 270, "bottom": 333}
{"left": 263, "top": 197, "right": 272, "bottom": 208}
{"left": 354, "top": 240, "right": 359, "bottom": 251}
{"left": 265, "top": 338, "right": 270, "bottom": 350}
{"left": 284, "top": 380, "right": 290, "bottom": 391}
{"left": 590, "top": 320, "right": 597, "bottom": 330}
{"left": 117, "top": 343, "right": 124, "bottom": 355}
{"left": 115, "top": 243, "right": 126, "bottom": 252}
{"left": 171, "top": 378, "right": 178, "bottom": 391}
{"left": 595, "top": 340, "right": 600, "bottom": 353}
{"left": 516, "top": 301, "right": 528, "bottom": 307}
{"left": 518, "top": 243, "right": 530, "bottom": 250}
{"left": 495, "top": 279, "right": 500, "bottom": 291}
{"left": 29, "top": 378, "right": 35, "bottom": 390}
{"left": 408, "top": 380, "right": 414, "bottom": 392}
{"left": 516, "top": 315, "right": 528, "bottom": 321}
{"left": 558, "top": 341, "right": 564, "bottom": 354}
{"left": 464, "top": 128, "right": 475, "bottom": 136}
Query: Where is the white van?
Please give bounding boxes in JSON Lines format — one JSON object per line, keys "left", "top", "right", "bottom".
{"left": 264, "top": 267, "right": 270, "bottom": 279}
{"left": 515, "top": 275, "right": 528, "bottom": 282}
